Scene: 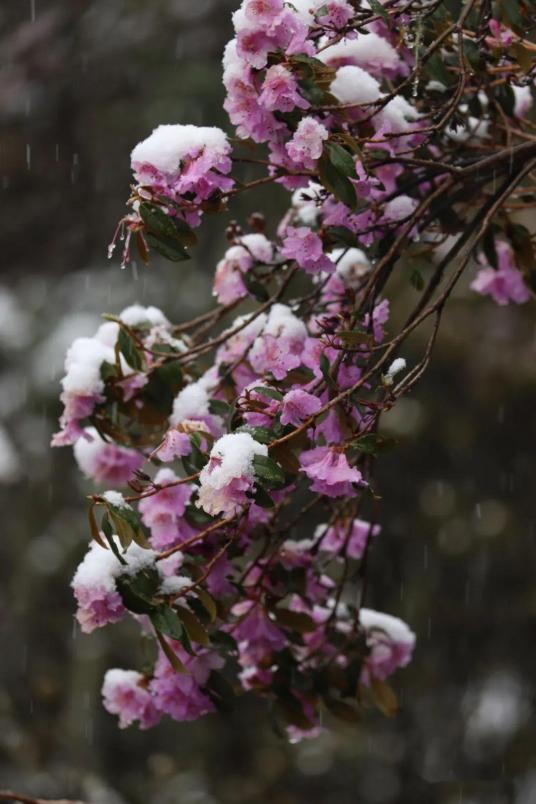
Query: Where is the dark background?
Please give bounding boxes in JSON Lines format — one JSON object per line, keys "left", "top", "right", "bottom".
{"left": 0, "top": 2, "right": 535, "bottom": 802}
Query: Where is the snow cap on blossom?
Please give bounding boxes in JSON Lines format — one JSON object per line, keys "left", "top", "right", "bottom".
{"left": 359, "top": 608, "right": 416, "bottom": 684}
{"left": 72, "top": 540, "right": 156, "bottom": 633}
{"left": 213, "top": 233, "right": 274, "bottom": 305}
{"left": 330, "top": 65, "right": 382, "bottom": 106}
{"left": 197, "top": 432, "right": 268, "bottom": 516}
{"left": 384, "top": 357, "right": 407, "bottom": 385}
{"left": 249, "top": 303, "right": 308, "bottom": 379}
{"left": 331, "top": 247, "right": 371, "bottom": 288}
{"left": 319, "top": 33, "right": 401, "bottom": 78}
{"left": 119, "top": 304, "right": 170, "bottom": 329}
{"left": 286, "top": 117, "right": 329, "bottom": 167}
{"left": 102, "top": 669, "right": 160, "bottom": 730}
{"left": 131, "top": 124, "right": 231, "bottom": 177}
{"left": 74, "top": 427, "right": 144, "bottom": 486}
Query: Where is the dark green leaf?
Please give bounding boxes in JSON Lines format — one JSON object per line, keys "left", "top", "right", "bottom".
{"left": 118, "top": 328, "right": 143, "bottom": 371}
{"left": 252, "top": 386, "right": 284, "bottom": 402}
{"left": 253, "top": 454, "right": 286, "bottom": 489}
{"left": 368, "top": 0, "right": 389, "bottom": 23}
{"left": 146, "top": 233, "right": 190, "bottom": 262}
{"left": 208, "top": 398, "right": 233, "bottom": 417}
{"left": 326, "top": 142, "right": 357, "bottom": 179}
{"left": 150, "top": 606, "right": 185, "bottom": 641}
{"left": 235, "top": 425, "right": 273, "bottom": 444}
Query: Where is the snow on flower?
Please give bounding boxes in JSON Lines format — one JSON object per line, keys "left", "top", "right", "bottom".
{"left": 72, "top": 540, "right": 156, "bottom": 633}
{"left": 359, "top": 608, "right": 416, "bottom": 684}
{"left": 74, "top": 428, "right": 144, "bottom": 486}
{"left": 330, "top": 65, "right": 382, "bottom": 106}
{"left": 102, "top": 669, "right": 160, "bottom": 730}
{"left": 286, "top": 117, "right": 329, "bottom": 167}
{"left": 249, "top": 303, "right": 308, "bottom": 380}
{"left": 197, "top": 432, "right": 268, "bottom": 516}
{"left": 213, "top": 233, "right": 273, "bottom": 305}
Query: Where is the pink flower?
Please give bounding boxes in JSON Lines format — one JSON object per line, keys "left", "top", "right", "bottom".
{"left": 150, "top": 644, "right": 223, "bottom": 722}
{"left": 244, "top": 0, "right": 284, "bottom": 25}
{"left": 281, "top": 227, "right": 333, "bottom": 274}
{"left": 102, "top": 669, "right": 160, "bottom": 729}
{"left": 471, "top": 241, "right": 529, "bottom": 306}
{"left": 154, "top": 428, "right": 192, "bottom": 462}
{"left": 52, "top": 392, "right": 103, "bottom": 447}
{"left": 74, "top": 428, "right": 144, "bottom": 486}
{"left": 197, "top": 432, "right": 268, "bottom": 516}
{"left": 359, "top": 609, "right": 416, "bottom": 684}
{"left": 316, "top": 1, "right": 354, "bottom": 29}
{"left": 300, "top": 446, "right": 363, "bottom": 497}
{"left": 139, "top": 468, "right": 196, "bottom": 549}
{"left": 286, "top": 117, "right": 329, "bottom": 167}
{"left": 233, "top": 601, "right": 287, "bottom": 664}
{"left": 74, "top": 584, "right": 125, "bottom": 634}
{"left": 280, "top": 389, "right": 321, "bottom": 426}
{"left": 259, "top": 65, "right": 310, "bottom": 113}
{"left": 363, "top": 298, "right": 390, "bottom": 343}
{"left": 320, "top": 518, "right": 380, "bottom": 559}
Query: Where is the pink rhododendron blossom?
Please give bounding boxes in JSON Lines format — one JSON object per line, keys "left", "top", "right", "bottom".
{"left": 360, "top": 609, "right": 416, "bottom": 684}
{"left": 286, "top": 117, "right": 329, "bottom": 166}
{"left": 320, "top": 518, "right": 380, "bottom": 559}
{"left": 139, "top": 468, "right": 195, "bottom": 549}
{"left": 316, "top": 1, "right": 354, "bottom": 29}
{"left": 74, "top": 428, "right": 144, "bottom": 485}
{"left": 281, "top": 227, "right": 333, "bottom": 274}
{"left": 197, "top": 432, "right": 268, "bottom": 516}
{"left": 154, "top": 428, "right": 192, "bottom": 462}
{"left": 259, "top": 65, "right": 310, "bottom": 113}
{"left": 300, "top": 447, "right": 363, "bottom": 497}
{"left": 280, "top": 388, "right": 322, "bottom": 426}
{"left": 102, "top": 669, "right": 160, "bottom": 729}
{"left": 149, "top": 645, "right": 223, "bottom": 722}
{"left": 471, "top": 241, "right": 529, "bottom": 306}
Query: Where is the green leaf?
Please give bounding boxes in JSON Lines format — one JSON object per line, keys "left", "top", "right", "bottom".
{"left": 243, "top": 270, "right": 270, "bottom": 302}
{"left": 410, "top": 269, "right": 425, "bottom": 291}
{"left": 176, "top": 604, "right": 210, "bottom": 646}
{"left": 140, "top": 202, "right": 197, "bottom": 247}
{"left": 143, "top": 362, "right": 183, "bottom": 413}
{"left": 326, "top": 227, "right": 359, "bottom": 248}
{"left": 318, "top": 152, "right": 357, "bottom": 210}
{"left": 368, "top": 0, "right": 389, "bottom": 23}
{"left": 205, "top": 670, "right": 236, "bottom": 712}
{"left": 273, "top": 608, "right": 317, "bottom": 633}
{"left": 116, "top": 569, "right": 160, "bottom": 615}
{"left": 252, "top": 454, "right": 286, "bottom": 489}
{"left": 118, "top": 328, "right": 143, "bottom": 371}
{"left": 208, "top": 398, "right": 233, "bottom": 417}
{"left": 252, "top": 386, "right": 283, "bottom": 402}
{"left": 146, "top": 233, "right": 190, "bottom": 262}
{"left": 326, "top": 142, "right": 357, "bottom": 179}
{"left": 338, "top": 329, "right": 373, "bottom": 347}
{"left": 154, "top": 629, "right": 189, "bottom": 674}
{"left": 235, "top": 425, "right": 273, "bottom": 444}
{"left": 196, "top": 588, "right": 218, "bottom": 622}
{"left": 184, "top": 504, "right": 215, "bottom": 528}
{"left": 253, "top": 484, "right": 275, "bottom": 509}
{"left": 106, "top": 502, "right": 148, "bottom": 550}
{"left": 150, "top": 606, "right": 185, "bottom": 641}
{"left": 370, "top": 678, "right": 399, "bottom": 717}
{"left": 211, "top": 630, "right": 238, "bottom": 653}
{"left": 353, "top": 433, "right": 394, "bottom": 455}
{"left": 101, "top": 514, "right": 127, "bottom": 565}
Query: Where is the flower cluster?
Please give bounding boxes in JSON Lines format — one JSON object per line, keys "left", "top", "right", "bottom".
{"left": 54, "top": 0, "right": 535, "bottom": 739}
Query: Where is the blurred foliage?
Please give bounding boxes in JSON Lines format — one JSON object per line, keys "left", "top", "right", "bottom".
{"left": 0, "top": 1, "right": 535, "bottom": 803}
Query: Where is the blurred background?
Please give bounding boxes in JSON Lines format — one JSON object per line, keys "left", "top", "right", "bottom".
{"left": 1, "top": 1, "right": 535, "bottom": 802}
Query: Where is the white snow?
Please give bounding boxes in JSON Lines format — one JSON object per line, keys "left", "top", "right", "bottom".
{"left": 385, "top": 357, "right": 407, "bottom": 383}
{"left": 384, "top": 195, "right": 417, "bottom": 221}
{"left": 320, "top": 33, "right": 400, "bottom": 73}
{"left": 120, "top": 304, "right": 170, "bottom": 329}
{"left": 330, "top": 65, "right": 382, "bottom": 105}
{"left": 359, "top": 608, "right": 416, "bottom": 646}
{"left": 102, "top": 490, "right": 132, "bottom": 510}
{"left": 200, "top": 432, "right": 268, "bottom": 490}
{"left": 238, "top": 233, "right": 274, "bottom": 263}
{"left": 61, "top": 336, "right": 115, "bottom": 395}
{"left": 170, "top": 379, "right": 211, "bottom": 426}
{"left": 262, "top": 303, "right": 307, "bottom": 342}
{"left": 72, "top": 539, "right": 156, "bottom": 593}
{"left": 331, "top": 247, "right": 371, "bottom": 287}
{"left": 131, "top": 124, "right": 229, "bottom": 173}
